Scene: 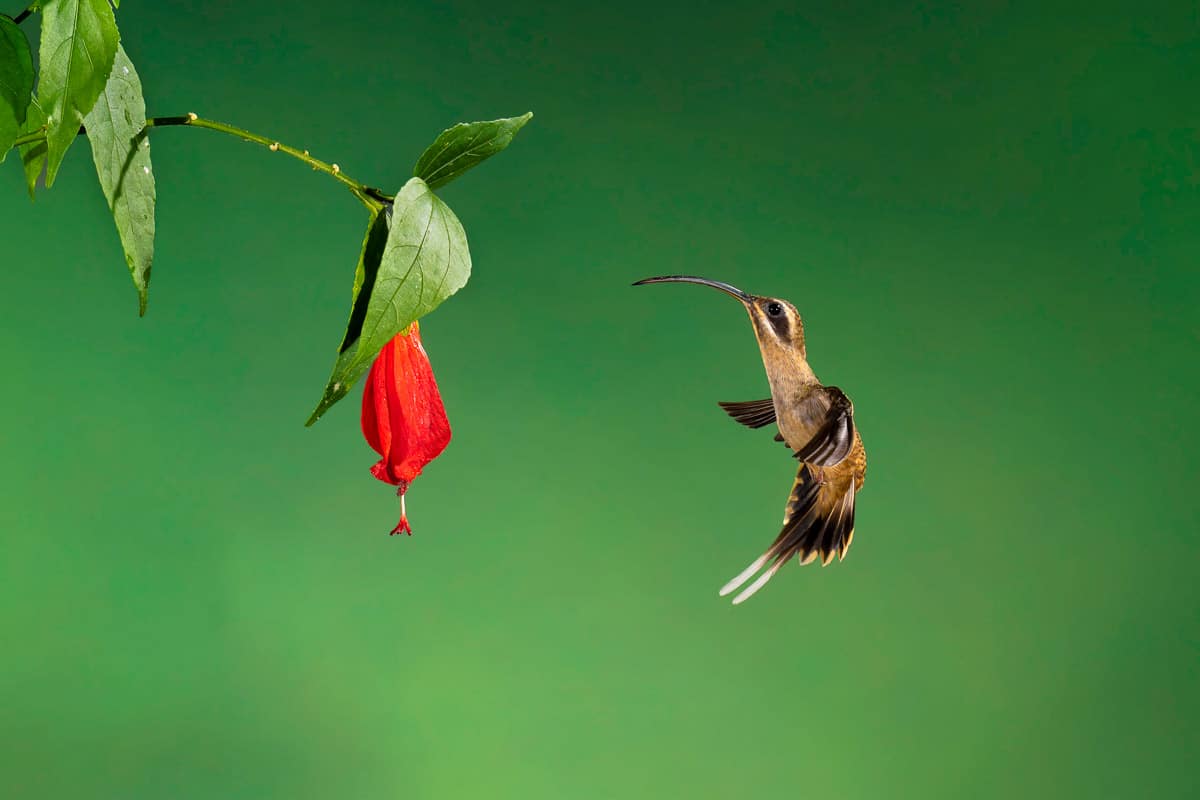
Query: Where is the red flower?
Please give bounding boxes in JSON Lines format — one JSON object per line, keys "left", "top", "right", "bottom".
{"left": 361, "top": 321, "right": 451, "bottom": 535}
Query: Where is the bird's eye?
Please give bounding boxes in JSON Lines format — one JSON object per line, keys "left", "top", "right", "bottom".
{"left": 766, "top": 302, "right": 784, "bottom": 317}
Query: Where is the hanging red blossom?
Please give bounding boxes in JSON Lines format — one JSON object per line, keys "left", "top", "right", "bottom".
{"left": 361, "top": 321, "right": 451, "bottom": 535}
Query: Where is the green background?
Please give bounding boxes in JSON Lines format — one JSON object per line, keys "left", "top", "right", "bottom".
{"left": 3, "top": 1, "right": 1197, "bottom": 797}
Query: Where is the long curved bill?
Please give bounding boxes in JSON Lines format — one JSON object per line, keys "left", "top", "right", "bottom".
{"left": 632, "top": 275, "right": 751, "bottom": 302}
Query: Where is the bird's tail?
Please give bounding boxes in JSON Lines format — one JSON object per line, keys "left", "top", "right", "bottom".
{"left": 719, "top": 466, "right": 857, "bottom": 604}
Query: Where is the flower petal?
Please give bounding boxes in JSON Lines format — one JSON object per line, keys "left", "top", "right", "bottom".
{"left": 360, "top": 321, "right": 451, "bottom": 488}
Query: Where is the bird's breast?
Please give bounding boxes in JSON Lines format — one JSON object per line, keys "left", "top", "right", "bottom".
{"left": 774, "top": 386, "right": 829, "bottom": 451}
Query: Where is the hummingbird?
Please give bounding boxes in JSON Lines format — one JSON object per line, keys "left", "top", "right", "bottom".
{"left": 633, "top": 275, "right": 867, "bottom": 604}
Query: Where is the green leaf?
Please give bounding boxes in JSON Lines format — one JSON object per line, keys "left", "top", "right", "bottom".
{"left": 0, "top": 14, "right": 34, "bottom": 161}
{"left": 413, "top": 112, "right": 532, "bottom": 190}
{"left": 38, "top": 0, "right": 119, "bottom": 186}
{"left": 306, "top": 209, "right": 390, "bottom": 425}
{"left": 18, "top": 98, "right": 47, "bottom": 198}
{"left": 307, "top": 178, "right": 471, "bottom": 425}
{"left": 356, "top": 178, "right": 470, "bottom": 363}
{"left": 83, "top": 44, "right": 155, "bottom": 316}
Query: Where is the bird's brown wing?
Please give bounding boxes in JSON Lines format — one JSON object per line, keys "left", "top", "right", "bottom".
{"left": 718, "top": 386, "right": 864, "bottom": 604}
{"left": 792, "top": 386, "right": 855, "bottom": 466}
{"left": 719, "top": 399, "right": 792, "bottom": 448}
{"left": 717, "top": 398, "right": 776, "bottom": 429}
{"left": 719, "top": 465, "right": 814, "bottom": 601}
{"left": 719, "top": 460, "right": 859, "bottom": 604}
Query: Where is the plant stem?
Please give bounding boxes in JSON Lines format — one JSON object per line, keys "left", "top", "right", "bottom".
{"left": 9, "top": 113, "right": 394, "bottom": 210}
{"left": 147, "top": 115, "right": 392, "bottom": 208}
{"left": 10, "top": 129, "right": 42, "bottom": 149}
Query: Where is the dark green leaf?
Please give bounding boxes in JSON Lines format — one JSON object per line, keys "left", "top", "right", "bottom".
{"left": 83, "top": 44, "right": 155, "bottom": 315}
{"left": 307, "top": 178, "right": 471, "bottom": 425}
{"left": 336, "top": 210, "right": 391, "bottom": 356}
{"left": 0, "top": 14, "right": 34, "bottom": 161}
{"left": 18, "top": 98, "right": 47, "bottom": 199}
{"left": 307, "top": 209, "right": 390, "bottom": 426}
{"left": 38, "top": 0, "right": 119, "bottom": 186}
{"left": 413, "top": 112, "right": 532, "bottom": 189}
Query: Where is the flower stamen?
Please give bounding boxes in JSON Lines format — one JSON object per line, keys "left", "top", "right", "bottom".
{"left": 389, "top": 491, "right": 412, "bottom": 536}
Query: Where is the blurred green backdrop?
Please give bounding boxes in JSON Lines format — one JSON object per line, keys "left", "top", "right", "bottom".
{"left": 2, "top": 1, "right": 1197, "bottom": 798}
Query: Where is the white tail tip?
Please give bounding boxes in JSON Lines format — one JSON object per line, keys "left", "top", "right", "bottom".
{"left": 719, "top": 553, "right": 770, "bottom": 597}
{"left": 730, "top": 560, "right": 785, "bottom": 605}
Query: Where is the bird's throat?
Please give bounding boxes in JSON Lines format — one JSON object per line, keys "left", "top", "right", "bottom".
{"left": 761, "top": 352, "right": 820, "bottom": 448}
